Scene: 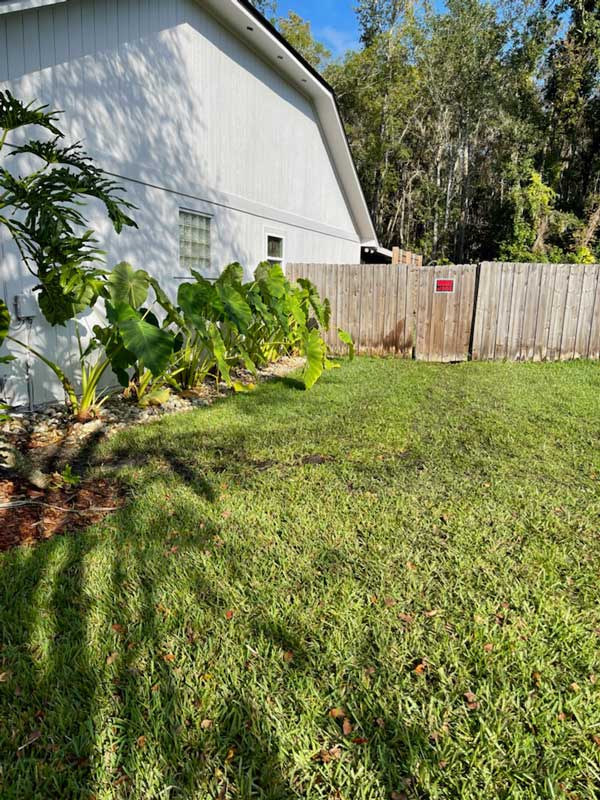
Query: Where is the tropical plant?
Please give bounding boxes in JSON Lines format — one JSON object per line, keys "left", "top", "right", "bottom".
{"left": 95, "top": 262, "right": 178, "bottom": 402}
{"left": 0, "top": 91, "right": 139, "bottom": 416}
{"left": 174, "top": 262, "right": 348, "bottom": 391}
{"left": 0, "top": 91, "right": 137, "bottom": 326}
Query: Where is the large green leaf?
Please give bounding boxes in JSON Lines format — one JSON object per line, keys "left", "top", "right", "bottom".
{"left": 337, "top": 328, "right": 355, "bottom": 360}
{"left": 107, "top": 262, "right": 150, "bottom": 308}
{"left": 149, "top": 277, "right": 184, "bottom": 328}
{"left": 0, "top": 299, "right": 10, "bottom": 347}
{"left": 302, "top": 329, "right": 327, "bottom": 390}
{"left": 297, "top": 278, "right": 330, "bottom": 329}
{"left": 218, "top": 262, "right": 245, "bottom": 287}
{"left": 178, "top": 280, "right": 219, "bottom": 331}
{"left": 256, "top": 262, "right": 287, "bottom": 299}
{"left": 215, "top": 283, "right": 252, "bottom": 333}
{"left": 116, "top": 306, "right": 175, "bottom": 376}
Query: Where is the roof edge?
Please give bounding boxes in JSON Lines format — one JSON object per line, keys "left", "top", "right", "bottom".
{"left": 0, "top": 0, "right": 66, "bottom": 14}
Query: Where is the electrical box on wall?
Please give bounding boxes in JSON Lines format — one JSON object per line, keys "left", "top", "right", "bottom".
{"left": 14, "top": 293, "right": 37, "bottom": 320}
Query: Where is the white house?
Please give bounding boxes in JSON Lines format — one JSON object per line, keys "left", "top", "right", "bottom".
{"left": 0, "top": 0, "right": 377, "bottom": 405}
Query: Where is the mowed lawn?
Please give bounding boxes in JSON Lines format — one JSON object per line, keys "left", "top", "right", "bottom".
{"left": 1, "top": 359, "right": 600, "bottom": 800}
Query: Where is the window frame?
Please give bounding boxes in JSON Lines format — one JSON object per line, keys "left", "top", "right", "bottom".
{"left": 265, "top": 230, "right": 285, "bottom": 268}
{"left": 178, "top": 208, "right": 212, "bottom": 276}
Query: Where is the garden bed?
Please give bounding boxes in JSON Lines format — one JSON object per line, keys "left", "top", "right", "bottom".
{"left": 0, "top": 477, "right": 125, "bottom": 551}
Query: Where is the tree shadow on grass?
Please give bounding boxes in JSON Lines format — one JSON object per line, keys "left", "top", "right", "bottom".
{"left": 0, "top": 376, "right": 441, "bottom": 799}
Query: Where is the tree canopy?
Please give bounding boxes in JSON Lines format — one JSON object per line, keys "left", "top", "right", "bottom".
{"left": 252, "top": 0, "right": 599, "bottom": 264}
{"left": 325, "top": 0, "right": 600, "bottom": 263}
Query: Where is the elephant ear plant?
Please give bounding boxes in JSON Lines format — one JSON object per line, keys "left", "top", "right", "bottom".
{"left": 0, "top": 91, "right": 137, "bottom": 419}
{"left": 94, "top": 262, "right": 177, "bottom": 407}
{"left": 173, "top": 262, "right": 353, "bottom": 391}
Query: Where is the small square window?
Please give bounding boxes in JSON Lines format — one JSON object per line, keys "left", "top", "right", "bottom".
{"left": 267, "top": 235, "right": 284, "bottom": 264}
{"left": 179, "top": 210, "right": 211, "bottom": 274}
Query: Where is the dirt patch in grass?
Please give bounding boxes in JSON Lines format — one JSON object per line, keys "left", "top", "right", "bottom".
{"left": 0, "top": 477, "right": 125, "bottom": 551}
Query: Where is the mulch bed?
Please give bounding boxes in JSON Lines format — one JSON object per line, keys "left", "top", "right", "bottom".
{"left": 0, "top": 478, "right": 125, "bottom": 551}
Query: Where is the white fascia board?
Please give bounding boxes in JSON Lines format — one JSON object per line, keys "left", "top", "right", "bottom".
{"left": 201, "top": 0, "right": 378, "bottom": 247}
{"left": 0, "top": 0, "right": 66, "bottom": 14}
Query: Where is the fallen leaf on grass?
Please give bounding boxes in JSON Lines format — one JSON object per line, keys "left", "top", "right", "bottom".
{"left": 592, "top": 735, "right": 600, "bottom": 748}
{"left": 163, "top": 653, "right": 176, "bottom": 663}
{"left": 106, "top": 652, "right": 118, "bottom": 666}
{"left": 342, "top": 718, "right": 353, "bottom": 736}
{"left": 151, "top": 683, "right": 160, "bottom": 693}
{"left": 532, "top": 672, "right": 542, "bottom": 687}
{"left": 225, "top": 746, "right": 237, "bottom": 763}
{"left": 201, "top": 719, "right": 213, "bottom": 730}
{"left": 222, "top": 511, "right": 231, "bottom": 520}
{"left": 414, "top": 661, "right": 427, "bottom": 676}
{"left": 365, "top": 666, "right": 376, "bottom": 676}
{"left": 136, "top": 735, "right": 146, "bottom": 749}
{"left": 384, "top": 598, "right": 396, "bottom": 608}
{"left": 464, "top": 691, "right": 479, "bottom": 710}
{"left": 424, "top": 609, "right": 441, "bottom": 618}
{"left": 112, "top": 624, "right": 125, "bottom": 635}
{"left": 375, "top": 718, "right": 385, "bottom": 729}
{"left": 312, "top": 745, "right": 342, "bottom": 763}
{"left": 483, "top": 643, "right": 494, "bottom": 653}
{"left": 225, "top": 610, "right": 234, "bottom": 620}
{"left": 570, "top": 682, "right": 580, "bottom": 693}
{"left": 352, "top": 737, "right": 368, "bottom": 745}
{"left": 0, "top": 671, "right": 12, "bottom": 683}
{"left": 329, "top": 707, "right": 346, "bottom": 719}
{"left": 283, "top": 650, "right": 294, "bottom": 663}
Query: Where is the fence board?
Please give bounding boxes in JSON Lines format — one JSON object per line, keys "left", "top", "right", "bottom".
{"left": 575, "top": 264, "right": 598, "bottom": 358}
{"left": 560, "top": 265, "right": 585, "bottom": 360}
{"left": 519, "top": 263, "right": 542, "bottom": 361}
{"left": 546, "top": 264, "right": 570, "bottom": 361}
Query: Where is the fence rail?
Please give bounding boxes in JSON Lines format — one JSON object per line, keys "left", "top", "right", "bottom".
{"left": 287, "top": 261, "right": 600, "bottom": 362}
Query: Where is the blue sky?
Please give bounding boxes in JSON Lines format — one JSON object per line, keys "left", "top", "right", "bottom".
{"left": 277, "top": 1, "right": 362, "bottom": 58}
{"left": 276, "top": 1, "right": 447, "bottom": 59}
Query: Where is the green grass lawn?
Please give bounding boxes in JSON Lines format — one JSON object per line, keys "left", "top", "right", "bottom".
{"left": 1, "top": 358, "right": 600, "bottom": 800}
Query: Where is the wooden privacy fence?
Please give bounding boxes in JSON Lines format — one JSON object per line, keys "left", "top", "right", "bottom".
{"left": 286, "top": 261, "right": 600, "bottom": 363}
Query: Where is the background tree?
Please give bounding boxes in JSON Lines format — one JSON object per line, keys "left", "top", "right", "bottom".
{"left": 248, "top": 0, "right": 278, "bottom": 20}
{"left": 277, "top": 11, "right": 331, "bottom": 70}
{"left": 322, "top": 0, "right": 600, "bottom": 263}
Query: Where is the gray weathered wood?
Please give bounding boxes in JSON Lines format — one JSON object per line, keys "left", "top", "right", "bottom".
{"left": 288, "top": 261, "right": 600, "bottom": 363}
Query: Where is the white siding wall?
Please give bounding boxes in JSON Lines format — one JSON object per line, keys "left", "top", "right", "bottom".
{"left": 0, "top": 0, "right": 361, "bottom": 405}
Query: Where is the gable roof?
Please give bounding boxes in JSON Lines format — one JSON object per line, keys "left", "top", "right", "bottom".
{"left": 0, "top": 0, "right": 378, "bottom": 245}
{"left": 0, "top": 0, "right": 65, "bottom": 12}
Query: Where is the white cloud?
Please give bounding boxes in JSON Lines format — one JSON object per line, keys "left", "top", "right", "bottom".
{"left": 317, "top": 26, "right": 360, "bottom": 58}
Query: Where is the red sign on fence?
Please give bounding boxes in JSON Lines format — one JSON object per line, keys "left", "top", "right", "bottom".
{"left": 435, "top": 279, "right": 455, "bottom": 294}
